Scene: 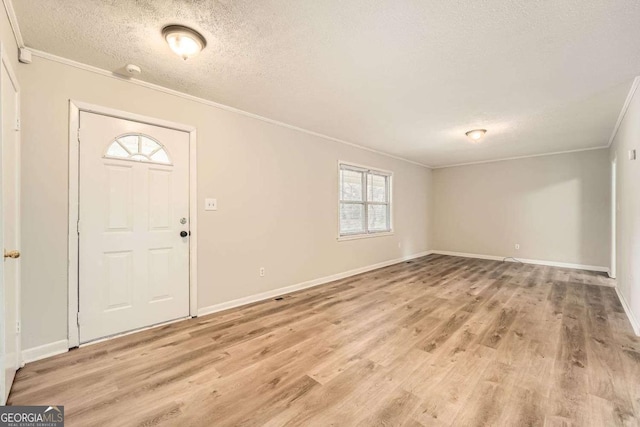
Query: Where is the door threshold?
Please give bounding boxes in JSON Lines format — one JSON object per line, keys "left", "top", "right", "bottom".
{"left": 79, "top": 315, "right": 192, "bottom": 348}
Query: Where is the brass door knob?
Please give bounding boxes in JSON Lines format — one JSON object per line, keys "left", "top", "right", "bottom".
{"left": 4, "top": 250, "right": 20, "bottom": 259}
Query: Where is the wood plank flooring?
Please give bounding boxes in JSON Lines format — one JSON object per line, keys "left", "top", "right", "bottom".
{"left": 8, "top": 254, "right": 640, "bottom": 426}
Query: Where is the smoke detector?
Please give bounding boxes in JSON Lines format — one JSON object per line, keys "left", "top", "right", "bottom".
{"left": 124, "top": 64, "right": 142, "bottom": 76}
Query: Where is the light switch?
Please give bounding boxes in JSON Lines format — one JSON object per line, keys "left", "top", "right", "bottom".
{"left": 629, "top": 149, "right": 637, "bottom": 160}
{"left": 205, "top": 198, "right": 218, "bottom": 211}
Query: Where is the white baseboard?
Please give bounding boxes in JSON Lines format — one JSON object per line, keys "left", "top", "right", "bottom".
{"left": 198, "top": 250, "right": 434, "bottom": 317}
{"left": 431, "top": 250, "right": 610, "bottom": 273}
{"left": 615, "top": 287, "right": 640, "bottom": 336}
{"left": 22, "top": 340, "right": 69, "bottom": 364}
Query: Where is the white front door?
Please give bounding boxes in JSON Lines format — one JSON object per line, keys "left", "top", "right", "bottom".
{"left": 79, "top": 112, "right": 190, "bottom": 343}
{"left": 1, "top": 51, "right": 21, "bottom": 404}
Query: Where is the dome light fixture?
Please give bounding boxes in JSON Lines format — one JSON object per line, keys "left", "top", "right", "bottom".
{"left": 162, "top": 25, "right": 207, "bottom": 60}
{"left": 465, "top": 129, "right": 487, "bottom": 142}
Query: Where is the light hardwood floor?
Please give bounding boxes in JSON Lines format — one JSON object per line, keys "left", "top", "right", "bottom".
{"left": 8, "top": 255, "right": 640, "bottom": 426}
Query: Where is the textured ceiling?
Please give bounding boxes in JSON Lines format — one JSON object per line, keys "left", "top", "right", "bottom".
{"left": 14, "top": 0, "right": 640, "bottom": 167}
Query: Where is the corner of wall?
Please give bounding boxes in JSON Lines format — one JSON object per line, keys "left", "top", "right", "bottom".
{"left": 21, "top": 340, "right": 69, "bottom": 364}
{"left": 615, "top": 287, "right": 640, "bottom": 336}
{"left": 426, "top": 167, "right": 435, "bottom": 250}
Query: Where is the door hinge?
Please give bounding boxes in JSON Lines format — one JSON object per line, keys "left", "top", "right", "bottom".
{"left": 15, "top": 117, "right": 20, "bottom": 131}
{"left": 77, "top": 127, "right": 82, "bottom": 143}
{"left": 77, "top": 312, "right": 80, "bottom": 326}
{"left": 77, "top": 219, "right": 81, "bottom": 235}
{"left": 16, "top": 321, "right": 20, "bottom": 334}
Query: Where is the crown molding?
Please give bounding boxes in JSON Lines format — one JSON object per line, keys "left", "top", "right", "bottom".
{"left": 607, "top": 76, "right": 640, "bottom": 148}
{"left": 28, "top": 48, "right": 622, "bottom": 172}
{"left": 28, "top": 48, "right": 432, "bottom": 169}
{"left": 2, "top": 0, "right": 24, "bottom": 48}
{"left": 432, "top": 145, "right": 609, "bottom": 169}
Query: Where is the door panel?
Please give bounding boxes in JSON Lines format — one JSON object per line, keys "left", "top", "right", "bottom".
{"left": 103, "top": 251, "right": 133, "bottom": 311}
{"left": 79, "top": 112, "right": 190, "bottom": 343}
{"left": 1, "top": 56, "right": 20, "bottom": 404}
{"left": 148, "top": 248, "right": 172, "bottom": 302}
{"left": 105, "top": 164, "right": 133, "bottom": 230}
{"left": 148, "top": 169, "right": 171, "bottom": 229}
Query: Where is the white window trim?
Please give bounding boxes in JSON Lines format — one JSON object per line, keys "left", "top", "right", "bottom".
{"left": 337, "top": 160, "right": 393, "bottom": 241}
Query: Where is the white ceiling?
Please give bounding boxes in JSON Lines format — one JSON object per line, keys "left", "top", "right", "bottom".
{"left": 13, "top": 0, "right": 640, "bottom": 167}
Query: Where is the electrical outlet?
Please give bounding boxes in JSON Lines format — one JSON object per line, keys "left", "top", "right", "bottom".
{"left": 515, "top": 244, "right": 520, "bottom": 250}
{"left": 205, "top": 198, "right": 218, "bottom": 211}
{"left": 259, "top": 267, "right": 265, "bottom": 277}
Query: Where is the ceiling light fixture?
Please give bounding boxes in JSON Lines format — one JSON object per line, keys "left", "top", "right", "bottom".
{"left": 162, "top": 25, "right": 207, "bottom": 60}
{"left": 465, "top": 129, "right": 487, "bottom": 142}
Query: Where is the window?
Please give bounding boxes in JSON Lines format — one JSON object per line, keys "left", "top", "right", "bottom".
{"left": 105, "top": 133, "right": 171, "bottom": 165}
{"left": 339, "top": 162, "right": 392, "bottom": 238}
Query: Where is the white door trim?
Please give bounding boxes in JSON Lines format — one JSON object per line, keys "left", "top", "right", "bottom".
{"left": 3, "top": 44, "right": 21, "bottom": 366}
{"left": 67, "top": 100, "right": 197, "bottom": 348}
{"left": 0, "top": 43, "right": 22, "bottom": 403}
{"left": 0, "top": 43, "right": 23, "bottom": 405}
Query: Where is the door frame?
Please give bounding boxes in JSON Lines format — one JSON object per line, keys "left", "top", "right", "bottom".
{"left": 67, "top": 101, "right": 198, "bottom": 348}
{"left": 0, "top": 42, "right": 22, "bottom": 403}
{"left": 610, "top": 155, "right": 617, "bottom": 279}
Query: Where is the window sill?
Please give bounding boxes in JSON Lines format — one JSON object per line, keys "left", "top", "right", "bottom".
{"left": 337, "top": 231, "right": 394, "bottom": 241}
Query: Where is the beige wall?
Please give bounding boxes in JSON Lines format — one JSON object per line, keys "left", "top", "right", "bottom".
{"left": 432, "top": 149, "right": 610, "bottom": 268}
{"left": 19, "top": 56, "right": 432, "bottom": 350}
{"left": 610, "top": 80, "right": 640, "bottom": 333}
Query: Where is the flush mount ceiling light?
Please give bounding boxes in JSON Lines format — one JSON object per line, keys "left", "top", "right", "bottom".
{"left": 162, "top": 25, "right": 207, "bottom": 60}
{"left": 465, "top": 129, "right": 487, "bottom": 142}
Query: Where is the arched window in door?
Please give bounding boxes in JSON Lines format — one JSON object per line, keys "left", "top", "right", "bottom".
{"left": 105, "top": 133, "right": 171, "bottom": 165}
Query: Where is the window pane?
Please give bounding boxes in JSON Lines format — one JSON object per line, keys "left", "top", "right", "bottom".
{"left": 150, "top": 149, "right": 170, "bottom": 164}
{"left": 340, "top": 203, "right": 365, "bottom": 234}
{"left": 106, "top": 134, "right": 172, "bottom": 165}
{"left": 368, "top": 204, "right": 389, "bottom": 232}
{"left": 118, "top": 135, "right": 139, "bottom": 154}
{"left": 106, "top": 142, "right": 129, "bottom": 158}
{"left": 367, "top": 173, "right": 388, "bottom": 202}
{"left": 340, "top": 169, "right": 364, "bottom": 201}
{"left": 140, "top": 137, "right": 160, "bottom": 155}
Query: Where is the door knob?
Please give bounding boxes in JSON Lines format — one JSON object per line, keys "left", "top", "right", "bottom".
{"left": 4, "top": 250, "right": 20, "bottom": 259}
{"left": 180, "top": 231, "right": 188, "bottom": 238}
